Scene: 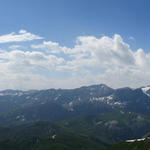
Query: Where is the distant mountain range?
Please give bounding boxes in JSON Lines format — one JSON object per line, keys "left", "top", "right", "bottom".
{"left": 0, "top": 84, "right": 150, "bottom": 125}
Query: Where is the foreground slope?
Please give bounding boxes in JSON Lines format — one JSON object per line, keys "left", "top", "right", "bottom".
{"left": 0, "top": 134, "right": 105, "bottom": 150}
{"left": 0, "top": 111, "right": 150, "bottom": 149}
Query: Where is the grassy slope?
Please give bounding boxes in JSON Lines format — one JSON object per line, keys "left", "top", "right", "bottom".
{"left": 60, "top": 110, "right": 150, "bottom": 144}
{"left": 0, "top": 110, "right": 150, "bottom": 149}
{"left": 0, "top": 134, "right": 105, "bottom": 150}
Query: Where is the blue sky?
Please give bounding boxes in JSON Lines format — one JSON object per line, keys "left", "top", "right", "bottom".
{"left": 0, "top": 0, "right": 150, "bottom": 90}
{"left": 0, "top": 0, "right": 150, "bottom": 49}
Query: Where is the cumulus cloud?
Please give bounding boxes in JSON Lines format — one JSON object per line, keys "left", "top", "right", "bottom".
{"left": 74, "top": 34, "right": 135, "bottom": 66}
{"left": 0, "top": 32, "right": 150, "bottom": 90}
{"left": 0, "top": 30, "right": 43, "bottom": 43}
{"left": 0, "top": 50, "right": 64, "bottom": 73}
{"left": 31, "top": 41, "right": 69, "bottom": 54}
{"left": 30, "top": 34, "right": 150, "bottom": 89}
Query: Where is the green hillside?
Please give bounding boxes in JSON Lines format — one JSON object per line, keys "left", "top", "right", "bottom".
{"left": 0, "top": 134, "right": 105, "bottom": 150}
{"left": 61, "top": 110, "right": 150, "bottom": 143}
{"left": 0, "top": 110, "right": 150, "bottom": 149}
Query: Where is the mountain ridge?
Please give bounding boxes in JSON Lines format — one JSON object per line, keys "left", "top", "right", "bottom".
{"left": 0, "top": 84, "right": 150, "bottom": 126}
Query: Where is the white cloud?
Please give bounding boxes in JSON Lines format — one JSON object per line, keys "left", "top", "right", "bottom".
{"left": 31, "top": 34, "right": 150, "bottom": 89}
{"left": 31, "top": 41, "right": 69, "bottom": 54}
{"left": 19, "top": 29, "right": 27, "bottom": 34}
{"left": 74, "top": 34, "right": 135, "bottom": 66}
{"left": 0, "top": 32, "right": 150, "bottom": 90}
{"left": 0, "top": 30, "right": 43, "bottom": 43}
{"left": 0, "top": 50, "right": 64, "bottom": 73}
{"left": 129, "top": 36, "right": 135, "bottom": 41}
{"left": 9, "top": 45, "right": 22, "bottom": 49}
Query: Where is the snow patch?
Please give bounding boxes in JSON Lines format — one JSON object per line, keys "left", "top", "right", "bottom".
{"left": 126, "top": 138, "right": 146, "bottom": 142}
{"left": 54, "top": 94, "right": 61, "bottom": 100}
{"left": 142, "top": 87, "right": 150, "bottom": 97}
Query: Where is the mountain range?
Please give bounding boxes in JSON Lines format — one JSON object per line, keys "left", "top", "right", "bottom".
{"left": 1, "top": 84, "right": 150, "bottom": 149}
{"left": 0, "top": 84, "right": 150, "bottom": 125}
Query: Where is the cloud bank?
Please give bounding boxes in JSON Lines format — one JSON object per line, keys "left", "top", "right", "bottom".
{"left": 0, "top": 30, "right": 149, "bottom": 90}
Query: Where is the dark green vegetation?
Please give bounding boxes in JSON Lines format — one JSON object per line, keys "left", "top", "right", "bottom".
{"left": 61, "top": 111, "right": 150, "bottom": 142}
{"left": 0, "top": 134, "right": 104, "bottom": 150}
{"left": 0, "top": 111, "right": 150, "bottom": 149}
{"left": 107, "top": 139, "right": 150, "bottom": 150}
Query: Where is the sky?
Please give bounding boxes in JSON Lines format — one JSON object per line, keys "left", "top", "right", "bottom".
{"left": 0, "top": 0, "right": 150, "bottom": 90}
